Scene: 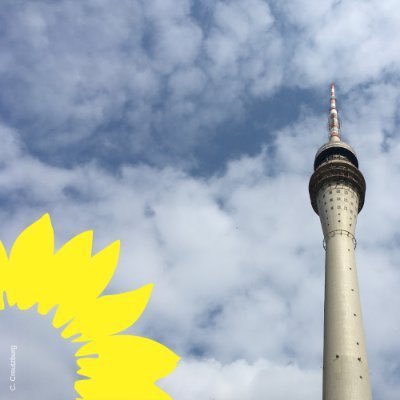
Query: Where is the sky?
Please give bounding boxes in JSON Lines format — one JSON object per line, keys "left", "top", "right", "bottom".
{"left": 0, "top": 0, "right": 400, "bottom": 399}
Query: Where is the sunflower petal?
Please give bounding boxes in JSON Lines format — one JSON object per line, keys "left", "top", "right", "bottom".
{"left": 51, "top": 233, "right": 120, "bottom": 328}
{"left": 75, "top": 335, "right": 179, "bottom": 399}
{"left": 86, "top": 240, "right": 120, "bottom": 299}
{"left": 62, "top": 284, "right": 153, "bottom": 341}
{"left": 0, "top": 241, "right": 8, "bottom": 310}
{"left": 8, "top": 214, "right": 54, "bottom": 309}
{"left": 0, "top": 214, "right": 179, "bottom": 400}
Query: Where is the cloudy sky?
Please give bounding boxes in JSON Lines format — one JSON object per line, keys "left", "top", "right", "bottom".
{"left": 0, "top": 0, "right": 400, "bottom": 399}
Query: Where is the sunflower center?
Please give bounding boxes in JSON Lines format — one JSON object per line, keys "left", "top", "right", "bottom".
{"left": 0, "top": 305, "right": 80, "bottom": 399}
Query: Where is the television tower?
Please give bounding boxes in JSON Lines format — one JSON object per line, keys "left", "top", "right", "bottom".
{"left": 309, "top": 84, "right": 372, "bottom": 399}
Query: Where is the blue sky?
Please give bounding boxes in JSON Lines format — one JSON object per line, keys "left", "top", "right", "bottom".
{"left": 0, "top": 1, "right": 400, "bottom": 399}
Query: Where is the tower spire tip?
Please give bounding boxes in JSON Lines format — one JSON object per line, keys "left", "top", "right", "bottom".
{"left": 329, "top": 83, "right": 340, "bottom": 141}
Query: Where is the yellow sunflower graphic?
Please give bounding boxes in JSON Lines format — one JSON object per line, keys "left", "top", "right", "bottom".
{"left": 0, "top": 214, "right": 179, "bottom": 399}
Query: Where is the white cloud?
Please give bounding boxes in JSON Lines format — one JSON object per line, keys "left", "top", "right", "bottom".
{"left": 1, "top": 0, "right": 400, "bottom": 168}
{"left": 278, "top": 0, "right": 400, "bottom": 87}
{"left": 1, "top": 1, "right": 400, "bottom": 399}
{"left": 0, "top": 0, "right": 284, "bottom": 165}
{"left": 0, "top": 88, "right": 399, "bottom": 397}
{"left": 161, "top": 358, "right": 321, "bottom": 400}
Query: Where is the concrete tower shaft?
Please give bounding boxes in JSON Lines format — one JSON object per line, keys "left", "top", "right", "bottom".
{"left": 309, "top": 84, "right": 372, "bottom": 400}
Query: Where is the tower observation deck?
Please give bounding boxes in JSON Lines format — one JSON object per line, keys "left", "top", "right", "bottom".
{"left": 309, "top": 84, "right": 372, "bottom": 400}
